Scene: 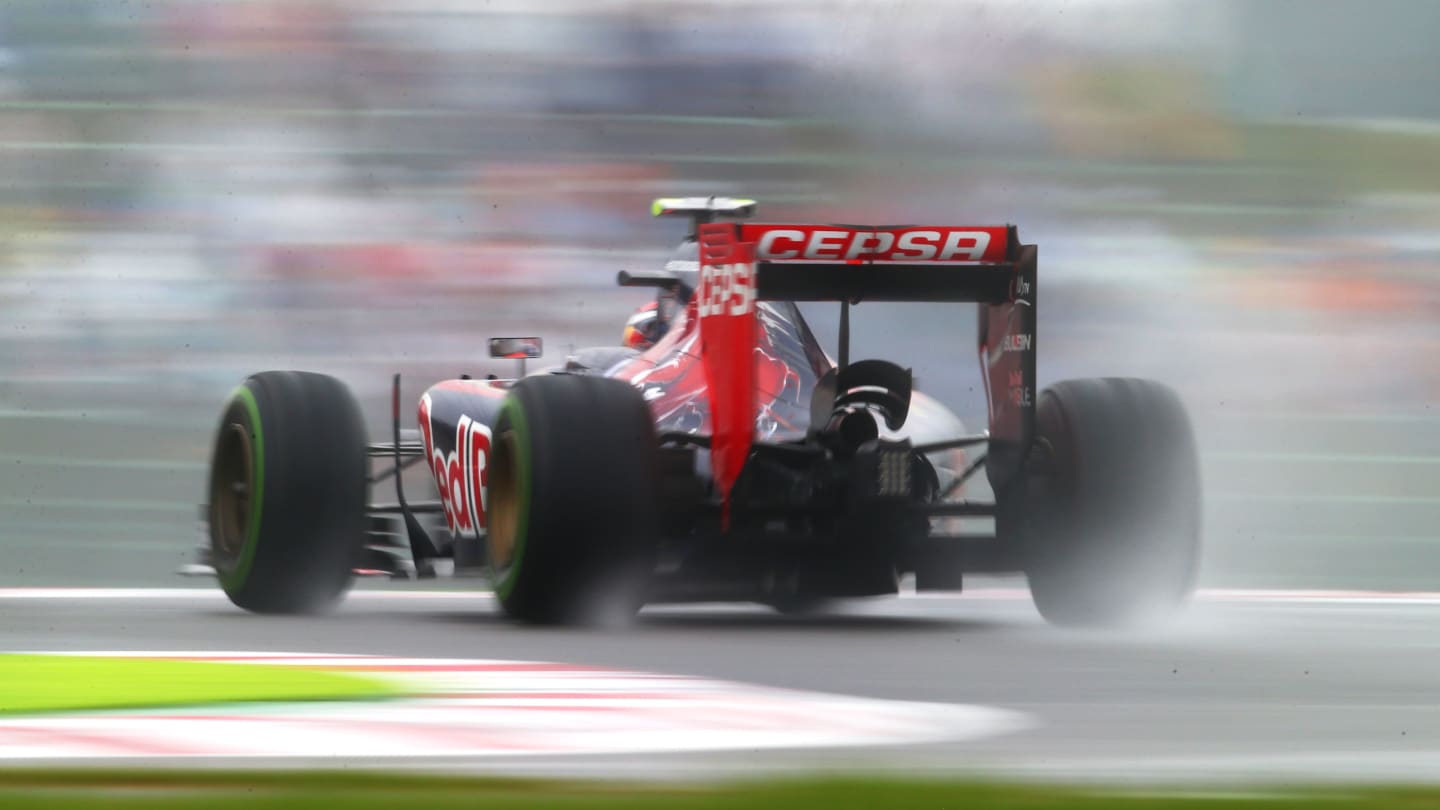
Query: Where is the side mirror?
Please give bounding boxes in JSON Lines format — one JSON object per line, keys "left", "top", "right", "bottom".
{"left": 489, "top": 337, "right": 543, "bottom": 359}
{"left": 489, "top": 337, "right": 542, "bottom": 379}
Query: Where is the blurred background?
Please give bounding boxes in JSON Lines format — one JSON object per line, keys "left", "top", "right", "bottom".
{"left": 1, "top": 0, "right": 1437, "bottom": 589}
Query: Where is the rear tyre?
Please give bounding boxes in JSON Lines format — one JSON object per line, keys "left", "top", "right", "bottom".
{"left": 207, "top": 371, "right": 368, "bottom": 614}
{"left": 486, "top": 375, "right": 660, "bottom": 625}
{"left": 1021, "top": 378, "right": 1201, "bottom": 627}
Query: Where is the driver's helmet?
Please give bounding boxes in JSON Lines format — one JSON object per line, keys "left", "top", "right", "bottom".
{"left": 622, "top": 300, "right": 664, "bottom": 350}
{"left": 622, "top": 239, "right": 699, "bottom": 351}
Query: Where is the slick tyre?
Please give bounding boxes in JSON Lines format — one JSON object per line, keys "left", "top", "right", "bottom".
{"left": 486, "top": 375, "right": 660, "bottom": 625}
{"left": 1021, "top": 378, "right": 1201, "bottom": 627}
{"left": 207, "top": 371, "right": 368, "bottom": 614}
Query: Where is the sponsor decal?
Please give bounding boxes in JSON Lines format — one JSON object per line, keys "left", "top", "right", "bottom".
{"left": 698, "top": 259, "right": 756, "bottom": 317}
{"left": 740, "top": 224, "right": 1009, "bottom": 263}
{"left": 418, "top": 393, "right": 491, "bottom": 537}
{"left": 1001, "top": 333, "right": 1033, "bottom": 353}
{"left": 1006, "top": 371, "right": 1033, "bottom": 407}
{"left": 1011, "top": 276, "right": 1032, "bottom": 300}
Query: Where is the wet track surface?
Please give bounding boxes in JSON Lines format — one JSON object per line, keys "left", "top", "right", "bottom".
{"left": 5, "top": 584, "right": 1440, "bottom": 783}
{"left": 3, "top": 355, "right": 1440, "bottom": 783}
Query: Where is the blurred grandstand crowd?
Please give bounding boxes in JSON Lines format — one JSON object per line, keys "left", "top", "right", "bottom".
{"left": 0, "top": 0, "right": 1435, "bottom": 412}
{"left": 0, "top": 0, "right": 1433, "bottom": 423}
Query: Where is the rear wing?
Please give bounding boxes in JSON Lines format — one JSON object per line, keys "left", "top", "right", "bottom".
{"left": 741, "top": 224, "right": 1023, "bottom": 303}
{"left": 696, "top": 220, "right": 1037, "bottom": 506}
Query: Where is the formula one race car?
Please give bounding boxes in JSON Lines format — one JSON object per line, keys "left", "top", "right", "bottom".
{"left": 197, "top": 197, "right": 1201, "bottom": 626}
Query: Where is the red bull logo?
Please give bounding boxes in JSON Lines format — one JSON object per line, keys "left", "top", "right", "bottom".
{"left": 418, "top": 393, "right": 491, "bottom": 538}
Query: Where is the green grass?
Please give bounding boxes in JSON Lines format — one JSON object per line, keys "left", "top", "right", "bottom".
{"left": 0, "top": 655, "right": 403, "bottom": 716}
{"left": 0, "top": 772, "right": 1435, "bottom": 809}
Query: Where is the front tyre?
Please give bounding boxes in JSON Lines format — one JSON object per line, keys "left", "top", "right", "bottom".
{"left": 1021, "top": 378, "right": 1201, "bottom": 627}
{"left": 486, "top": 375, "right": 660, "bottom": 625}
{"left": 207, "top": 371, "right": 368, "bottom": 614}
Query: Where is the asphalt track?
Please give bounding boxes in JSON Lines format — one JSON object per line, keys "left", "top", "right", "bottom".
{"left": 5, "top": 583, "right": 1440, "bottom": 784}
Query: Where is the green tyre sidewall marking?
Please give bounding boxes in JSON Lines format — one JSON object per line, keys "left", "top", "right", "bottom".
{"left": 218, "top": 385, "right": 265, "bottom": 593}
{"left": 493, "top": 396, "right": 531, "bottom": 602}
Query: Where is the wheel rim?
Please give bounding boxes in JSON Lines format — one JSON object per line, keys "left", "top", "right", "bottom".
{"left": 487, "top": 428, "right": 521, "bottom": 574}
{"left": 210, "top": 422, "right": 253, "bottom": 567}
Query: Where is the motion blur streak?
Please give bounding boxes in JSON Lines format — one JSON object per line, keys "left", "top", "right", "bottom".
{"left": 0, "top": 0, "right": 1437, "bottom": 594}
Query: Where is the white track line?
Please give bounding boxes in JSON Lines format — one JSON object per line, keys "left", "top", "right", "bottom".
{"left": 4, "top": 587, "right": 1440, "bottom": 605}
{"left": 0, "top": 652, "right": 1031, "bottom": 760}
